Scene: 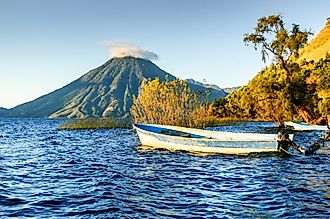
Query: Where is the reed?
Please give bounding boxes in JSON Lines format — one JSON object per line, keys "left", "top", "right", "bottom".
{"left": 59, "top": 117, "right": 131, "bottom": 130}
{"left": 204, "top": 117, "right": 238, "bottom": 127}
{"left": 204, "top": 116, "right": 280, "bottom": 127}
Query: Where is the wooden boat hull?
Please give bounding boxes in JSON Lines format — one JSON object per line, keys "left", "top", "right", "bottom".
{"left": 284, "top": 121, "right": 328, "bottom": 131}
{"left": 133, "top": 124, "right": 285, "bottom": 155}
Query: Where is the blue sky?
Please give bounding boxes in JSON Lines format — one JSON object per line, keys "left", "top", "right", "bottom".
{"left": 0, "top": 0, "right": 329, "bottom": 108}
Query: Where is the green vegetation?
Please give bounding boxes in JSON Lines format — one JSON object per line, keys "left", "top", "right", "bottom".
{"left": 52, "top": 15, "right": 330, "bottom": 128}
{"left": 130, "top": 77, "right": 211, "bottom": 128}
{"left": 243, "top": 14, "right": 314, "bottom": 122}
{"left": 203, "top": 117, "right": 255, "bottom": 127}
{"left": 131, "top": 14, "right": 330, "bottom": 128}
{"left": 211, "top": 14, "right": 330, "bottom": 125}
{"left": 59, "top": 117, "right": 131, "bottom": 130}
{"left": 243, "top": 14, "right": 312, "bottom": 74}
{"left": 211, "top": 56, "right": 330, "bottom": 124}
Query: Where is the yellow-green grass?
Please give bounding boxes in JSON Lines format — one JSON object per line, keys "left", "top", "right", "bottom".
{"left": 204, "top": 117, "right": 276, "bottom": 127}
{"left": 59, "top": 117, "right": 131, "bottom": 130}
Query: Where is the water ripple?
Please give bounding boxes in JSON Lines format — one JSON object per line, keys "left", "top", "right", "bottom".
{"left": 0, "top": 119, "right": 329, "bottom": 218}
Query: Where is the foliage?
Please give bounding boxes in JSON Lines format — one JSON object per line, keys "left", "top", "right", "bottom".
{"left": 130, "top": 77, "right": 210, "bottom": 128}
{"left": 312, "top": 54, "right": 330, "bottom": 117}
{"left": 59, "top": 117, "right": 130, "bottom": 130}
{"left": 243, "top": 14, "right": 312, "bottom": 76}
{"left": 210, "top": 56, "right": 330, "bottom": 124}
{"left": 211, "top": 14, "right": 328, "bottom": 125}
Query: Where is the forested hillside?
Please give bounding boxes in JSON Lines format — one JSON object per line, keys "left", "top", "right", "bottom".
{"left": 211, "top": 56, "right": 330, "bottom": 124}
{"left": 211, "top": 16, "right": 330, "bottom": 125}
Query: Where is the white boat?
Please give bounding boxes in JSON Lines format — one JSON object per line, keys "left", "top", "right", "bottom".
{"left": 284, "top": 121, "right": 328, "bottom": 131}
{"left": 133, "top": 124, "right": 293, "bottom": 155}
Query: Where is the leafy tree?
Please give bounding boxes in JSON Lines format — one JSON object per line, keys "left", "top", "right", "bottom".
{"left": 243, "top": 14, "right": 312, "bottom": 77}
{"left": 130, "top": 77, "right": 209, "bottom": 128}
{"left": 210, "top": 55, "right": 330, "bottom": 125}
{"left": 210, "top": 15, "right": 329, "bottom": 124}
{"left": 243, "top": 14, "right": 316, "bottom": 123}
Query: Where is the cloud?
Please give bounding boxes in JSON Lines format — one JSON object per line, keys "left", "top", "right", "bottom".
{"left": 101, "top": 41, "right": 159, "bottom": 60}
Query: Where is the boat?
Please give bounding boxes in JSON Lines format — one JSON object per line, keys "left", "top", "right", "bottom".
{"left": 133, "top": 123, "right": 294, "bottom": 155}
{"left": 284, "top": 121, "right": 328, "bottom": 131}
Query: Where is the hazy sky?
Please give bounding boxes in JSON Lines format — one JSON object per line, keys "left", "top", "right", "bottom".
{"left": 0, "top": 0, "right": 329, "bottom": 108}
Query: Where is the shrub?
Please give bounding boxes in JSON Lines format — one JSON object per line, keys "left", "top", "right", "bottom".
{"left": 59, "top": 117, "right": 130, "bottom": 130}
{"left": 130, "top": 77, "right": 209, "bottom": 128}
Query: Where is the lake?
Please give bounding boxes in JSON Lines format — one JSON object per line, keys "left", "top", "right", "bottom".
{"left": 0, "top": 119, "right": 329, "bottom": 218}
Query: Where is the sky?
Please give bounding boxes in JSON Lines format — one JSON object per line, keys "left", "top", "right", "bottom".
{"left": 0, "top": 0, "right": 329, "bottom": 108}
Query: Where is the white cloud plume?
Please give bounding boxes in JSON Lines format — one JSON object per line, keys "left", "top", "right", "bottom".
{"left": 101, "top": 41, "right": 159, "bottom": 60}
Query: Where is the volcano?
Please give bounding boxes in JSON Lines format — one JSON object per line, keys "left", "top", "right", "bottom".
{"left": 3, "top": 57, "right": 227, "bottom": 118}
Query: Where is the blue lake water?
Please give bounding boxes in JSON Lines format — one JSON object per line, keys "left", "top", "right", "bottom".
{"left": 0, "top": 119, "right": 329, "bottom": 218}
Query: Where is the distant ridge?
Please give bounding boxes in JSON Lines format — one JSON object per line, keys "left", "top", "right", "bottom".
{"left": 185, "top": 78, "right": 240, "bottom": 94}
{"left": 2, "top": 57, "right": 227, "bottom": 118}
{"left": 223, "top": 86, "right": 241, "bottom": 93}
{"left": 0, "top": 107, "right": 8, "bottom": 116}
{"left": 185, "top": 78, "right": 223, "bottom": 91}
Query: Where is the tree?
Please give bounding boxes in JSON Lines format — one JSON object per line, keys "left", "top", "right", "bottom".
{"left": 243, "top": 14, "right": 312, "bottom": 77}
{"left": 243, "top": 14, "right": 315, "bottom": 123}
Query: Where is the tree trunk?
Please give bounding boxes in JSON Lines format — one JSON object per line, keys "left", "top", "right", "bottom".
{"left": 279, "top": 58, "right": 292, "bottom": 79}
{"left": 297, "top": 106, "right": 314, "bottom": 124}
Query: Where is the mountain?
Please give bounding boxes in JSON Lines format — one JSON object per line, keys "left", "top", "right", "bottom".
{"left": 2, "top": 57, "right": 227, "bottom": 118}
{"left": 185, "top": 78, "right": 205, "bottom": 87}
{"left": 184, "top": 78, "right": 222, "bottom": 90}
{"left": 185, "top": 78, "right": 240, "bottom": 94}
{"left": 299, "top": 18, "right": 330, "bottom": 62}
{"left": 223, "top": 86, "right": 241, "bottom": 94}
{"left": 0, "top": 107, "right": 8, "bottom": 116}
{"left": 185, "top": 78, "right": 224, "bottom": 91}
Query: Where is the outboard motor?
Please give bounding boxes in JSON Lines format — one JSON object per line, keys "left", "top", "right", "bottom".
{"left": 277, "top": 130, "right": 320, "bottom": 156}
